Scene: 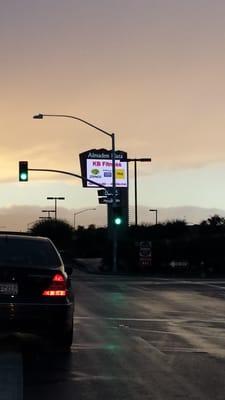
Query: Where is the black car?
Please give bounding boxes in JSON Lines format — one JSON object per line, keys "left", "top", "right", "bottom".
{"left": 0, "top": 234, "right": 74, "bottom": 350}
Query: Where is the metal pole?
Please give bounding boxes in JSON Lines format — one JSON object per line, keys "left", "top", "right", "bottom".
{"left": 55, "top": 198, "right": 57, "bottom": 220}
{"left": 127, "top": 157, "right": 151, "bottom": 227}
{"left": 149, "top": 209, "right": 158, "bottom": 225}
{"left": 111, "top": 133, "right": 117, "bottom": 273}
{"left": 134, "top": 160, "right": 137, "bottom": 226}
{"left": 74, "top": 213, "right": 76, "bottom": 230}
{"left": 42, "top": 210, "right": 55, "bottom": 219}
{"left": 47, "top": 196, "right": 65, "bottom": 220}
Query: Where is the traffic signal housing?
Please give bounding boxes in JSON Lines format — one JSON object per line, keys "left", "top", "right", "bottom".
{"left": 113, "top": 206, "right": 123, "bottom": 226}
{"left": 19, "top": 161, "right": 28, "bottom": 181}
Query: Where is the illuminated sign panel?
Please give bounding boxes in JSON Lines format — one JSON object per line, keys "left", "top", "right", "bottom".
{"left": 86, "top": 159, "right": 127, "bottom": 187}
{"left": 79, "top": 149, "right": 128, "bottom": 188}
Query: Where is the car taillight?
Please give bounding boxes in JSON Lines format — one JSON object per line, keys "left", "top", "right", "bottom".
{"left": 42, "top": 273, "right": 67, "bottom": 297}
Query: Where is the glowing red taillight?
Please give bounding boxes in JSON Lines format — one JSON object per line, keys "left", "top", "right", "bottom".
{"left": 52, "top": 274, "right": 64, "bottom": 282}
{"left": 42, "top": 273, "right": 67, "bottom": 297}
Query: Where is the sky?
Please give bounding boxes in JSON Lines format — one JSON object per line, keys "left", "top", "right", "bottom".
{"left": 1, "top": 0, "right": 225, "bottom": 230}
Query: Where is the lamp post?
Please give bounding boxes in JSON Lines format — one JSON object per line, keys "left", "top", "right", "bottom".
{"left": 42, "top": 209, "right": 55, "bottom": 219}
{"left": 127, "top": 158, "right": 151, "bottom": 226}
{"left": 74, "top": 208, "right": 96, "bottom": 230}
{"left": 47, "top": 196, "right": 65, "bottom": 220}
{"left": 149, "top": 209, "right": 158, "bottom": 225}
{"left": 33, "top": 113, "right": 117, "bottom": 273}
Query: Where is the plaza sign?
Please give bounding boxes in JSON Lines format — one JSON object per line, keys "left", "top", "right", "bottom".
{"left": 79, "top": 149, "right": 128, "bottom": 188}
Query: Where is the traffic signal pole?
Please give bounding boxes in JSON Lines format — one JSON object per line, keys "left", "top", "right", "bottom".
{"left": 134, "top": 160, "right": 137, "bottom": 226}
{"left": 111, "top": 133, "right": 117, "bottom": 273}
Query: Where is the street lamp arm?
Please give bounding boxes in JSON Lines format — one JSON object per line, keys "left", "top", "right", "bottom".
{"left": 33, "top": 113, "right": 113, "bottom": 138}
{"left": 74, "top": 208, "right": 96, "bottom": 217}
{"left": 127, "top": 158, "right": 151, "bottom": 162}
{"left": 74, "top": 208, "right": 96, "bottom": 229}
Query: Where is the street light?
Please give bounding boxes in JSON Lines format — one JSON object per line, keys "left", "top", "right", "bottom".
{"left": 149, "top": 209, "right": 158, "bottom": 225}
{"left": 47, "top": 196, "right": 65, "bottom": 220}
{"left": 42, "top": 209, "right": 55, "bottom": 219}
{"left": 74, "top": 208, "right": 96, "bottom": 230}
{"left": 34, "top": 113, "right": 118, "bottom": 273}
{"left": 127, "top": 158, "right": 151, "bottom": 226}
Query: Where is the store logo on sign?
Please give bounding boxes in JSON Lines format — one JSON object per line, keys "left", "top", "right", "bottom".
{"left": 91, "top": 169, "right": 100, "bottom": 175}
{"left": 116, "top": 169, "right": 125, "bottom": 179}
{"left": 104, "top": 171, "right": 112, "bottom": 177}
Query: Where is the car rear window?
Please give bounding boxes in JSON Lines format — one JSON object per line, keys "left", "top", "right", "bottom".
{"left": 0, "top": 237, "right": 61, "bottom": 268}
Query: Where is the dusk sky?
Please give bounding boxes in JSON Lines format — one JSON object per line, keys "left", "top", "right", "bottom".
{"left": 1, "top": 0, "right": 225, "bottom": 230}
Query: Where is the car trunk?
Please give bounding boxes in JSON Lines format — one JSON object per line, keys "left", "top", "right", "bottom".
{"left": 0, "top": 265, "right": 63, "bottom": 302}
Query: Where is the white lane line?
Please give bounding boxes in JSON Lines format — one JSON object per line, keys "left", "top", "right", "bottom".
{"left": 0, "top": 352, "right": 23, "bottom": 400}
{"left": 84, "top": 279, "right": 225, "bottom": 286}
{"left": 85, "top": 280, "right": 193, "bottom": 285}
{"left": 206, "top": 284, "right": 225, "bottom": 290}
{"left": 131, "top": 280, "right": 225, "bottom": 286}
{"left": 161, "top": 347, "right": 207, "bottom": 353}
{"left": 120, "top": 326, "right": 225, "bottom": 339}
{"left": 132, "top": 335, "right": 166, "bottom": 358}
{"left": 74, "top": 316, "right": 225, "bottom": 323}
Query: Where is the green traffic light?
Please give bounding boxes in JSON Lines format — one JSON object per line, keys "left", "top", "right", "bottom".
{"left": 19, "top": 161, "right": 28, "bottom": 182}
{"left": 20, "top": 172, "right": 28, "bottom": 181}
{"left": 114, "top": 217, "right": 122, "bottom": 225}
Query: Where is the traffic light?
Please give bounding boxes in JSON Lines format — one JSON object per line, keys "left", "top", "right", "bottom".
{"left": 19, "top": 161, "right": 28, "bottom": 181}
{"left": 113, "top": 206, "right": 123, "bottom": 225}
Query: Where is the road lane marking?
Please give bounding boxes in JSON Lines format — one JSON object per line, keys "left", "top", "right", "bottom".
{"left": 74, "top": 316, "right": 225, "bottom": 323}
{"left": 117, "top": 326, "right": 225, "bottom": 339}
{"left": 132, "top": 335, "right": 166, "bottom": 358}
{"left": 0, "top": 352, "right": 23, "bottom": 400}
{"left": 206, "top": 284, "right": 225, "bottom": 290}
{"left": 168, "top": 323, "right": 225, "bottom": 359}
{"left": 77, "top": 276, "right": 225, "bottom": 282}
{"left": 161, "top": 347, "right": 207, "bottom": 353}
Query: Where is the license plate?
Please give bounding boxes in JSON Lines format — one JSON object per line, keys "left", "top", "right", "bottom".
{"left": 0, "top": 283, "right": 18, "bottom": 295}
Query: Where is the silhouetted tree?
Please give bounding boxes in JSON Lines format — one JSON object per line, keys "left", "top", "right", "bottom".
{"left": 200, "top": 214, "right": 225, "bottom": 227}
{"left": 156, "top": 219, "right": 188, "bottom": 239}
{"left": 30, "top": 218, "right": 74, "bottom": 250}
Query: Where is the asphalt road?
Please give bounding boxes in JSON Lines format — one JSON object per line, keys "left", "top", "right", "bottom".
{"left": 1, "top": 270, "right": 225, "bottom": 399}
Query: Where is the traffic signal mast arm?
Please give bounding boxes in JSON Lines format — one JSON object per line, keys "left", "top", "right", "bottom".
{"left": 20, "top": 164, "right": 108, "bottom": 189}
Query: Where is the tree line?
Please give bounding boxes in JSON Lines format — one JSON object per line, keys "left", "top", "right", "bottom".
{"left": 29, "top": 214, "right": 225, "bottom": 275}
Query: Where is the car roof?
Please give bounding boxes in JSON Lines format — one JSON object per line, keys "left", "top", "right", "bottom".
{"left": 0, "top": 234, "right": 50, "bottom": 242}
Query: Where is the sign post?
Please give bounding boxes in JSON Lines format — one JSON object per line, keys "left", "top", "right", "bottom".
{"left": 138, "top": 241, "right": 152, "bottom": 270}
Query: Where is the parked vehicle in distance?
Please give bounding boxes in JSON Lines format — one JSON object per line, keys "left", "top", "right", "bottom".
{"left": 0, "top": 234, "right": 74, "bottom": 350}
